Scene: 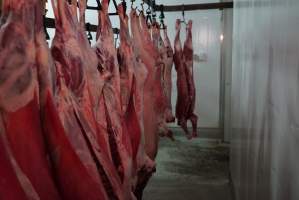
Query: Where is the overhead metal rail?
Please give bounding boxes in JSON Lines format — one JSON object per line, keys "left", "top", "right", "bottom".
{"left": 143, "top": 1, "right": 234, "bottom": 12}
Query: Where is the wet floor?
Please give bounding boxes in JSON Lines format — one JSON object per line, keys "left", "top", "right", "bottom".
{"left": 143, "top": 129, "right": 233, "bottom": 200}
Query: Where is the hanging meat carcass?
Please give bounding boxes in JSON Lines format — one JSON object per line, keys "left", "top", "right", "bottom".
{"left": 125, "top": 11, "right": 149, "bottom": 158}
{"left": 0, "top": 2, "right": 39, "bottom": 200}
{"left": 174, "top": 19, "right": 198, "bottom": 139}
{"left": 174, "top": 19, "right": 191, "bottom": 139}
{"left": 0, "top": 1, "right": 61, "bottom": 199}
{"left": 118, "top": 4, "right": 151, "bottom": 169}
{"left": 183, "top": 20, "right": 198, "bottom": 138}
{"left": 129, "top": 10, "right": 164, "bottom": 200}
{"left": 162, "top": 27, "right": 175, "bottom": 123}
{"left": 130, "top": 10, "right": 155, "bottom": 177}
{"left": 128, "top": 26, "right": 148, "bottom": 151}
{"left": 93, "top": 1, "right": 136, "bottom": 199}
{"left": 118, "top": 5, "right": 156, "bottom": 197}
{"left": 117, "top": 4, "right": 141, "bottom": 187}
{"left": 151, "top": 22, "right": 174, "bottom": 140}
{"left": 128, "top": 11, "right": 149, "bottom": 132}
{"left": 49, "top": 0, "right": 125, "bottom": 199}
{"left": 130, "top": 10, "right": 158, "bottom": 160}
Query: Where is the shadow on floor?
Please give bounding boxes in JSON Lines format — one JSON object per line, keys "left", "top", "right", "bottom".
{"left": 143, "top": 131, "right": 232, "bottom": 200}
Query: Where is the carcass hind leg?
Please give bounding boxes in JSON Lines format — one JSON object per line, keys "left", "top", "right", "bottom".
{"left": 158, "top": 123, "right": 175, "bottom": 141}
{"left": 134, "top": 165, "right": 156, "bottom": 200}
{"left": 178, "top": 118, "right": 192, "bottom": 140}
{"left": 166, "top": 129, "right": 175, "bottom": 141}
{"left": 190, "top": 113, "right": 198, "bottom": 138}
{"left": 165, "top": 109, "right": 176, "bottom": 123}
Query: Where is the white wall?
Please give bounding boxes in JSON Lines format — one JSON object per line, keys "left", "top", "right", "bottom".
{"left": 230, "top": 0, "right": 299, "bottom": 199}
{"left": 46, "top": 0, "right": 224, "bottom": 129}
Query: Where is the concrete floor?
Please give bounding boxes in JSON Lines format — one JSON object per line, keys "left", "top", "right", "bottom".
{"left": 143, "top": 131, "right": 233, "bottom": 200}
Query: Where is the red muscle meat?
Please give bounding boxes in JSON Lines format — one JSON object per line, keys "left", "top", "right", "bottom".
{"left": 118, "top": 6, "right": 156, "bottom": 196}
{"left": 152, "top": 22, "right": 174, "bottom": 140}
{"left": 174, "top": 19, "right": 191, "bottom": 139}
{"left": 162, "top": 27, "right": 175, "bottom": 123}
{"left": 94, "top": 1, "right": 135, "bottom": 199}
{"left": 77, "top": 5, "right": 127, "bottom": 195}
{"left": 129, "top": 11, "right": 149, "bottom": 131}
{"left": 128, "top": 12, "right": 150, "bottom": 138}
{"left": 0, "top": 121, "right": 37, "bottom": 200}
{"left": 0, "top": 1, "right": 61, "bottom": 199}
{"left": 117, "top": 4, "right": 141, "bottom": 163}
{"left": 129, "top": 10, "right": 163, "bottom": 200}
{"left": 174, "top": 19, "right": 198, "bottom": 139}
{"left": 130, "top": 10, "right": 158, "bottom": 160}
{"left": 183, "top": 20, "right": 198, "bottom": 138}
{"left": 49, "top": 0, "right": 124, "bottom": 199}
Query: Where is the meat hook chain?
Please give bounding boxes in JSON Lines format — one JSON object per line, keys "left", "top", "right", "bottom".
{"left": 86, "top": 22, "right": 93, "bottom": 44}
{"left": 145, "top": 1, "right": 153, "bottom": 26}
{"left": 180, "top": 4, "right": 188, "bottom": 26}
{"left": 131, "top": 0, "right": 136, "bottom": 9}
{"left": 110, "top": 0, "right": 119, "bottom": 14}
{"left": 159, "top": 4, "right": 166, "bottom": 30}
{"left": 43, "top": 7, "right": 50, "bottom": 40}
{"left": 151, "top": 0, "right": 157, "bottom": 22}
{"left": 144, "top": 1, "right": 166, "bottom": 29}
{"left": 139, "top": 0, "right": 145, "bottom": 13}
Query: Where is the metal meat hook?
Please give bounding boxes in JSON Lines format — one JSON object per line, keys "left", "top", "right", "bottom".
{"left": 139, "top": 0, "right": 145, "bottom": 13}
{"left": 95, "top": 0, "right": 102, "bottom": 10}
{"left": 131, "top": 0, "right": 136, "bottom": 9}
{"left": 114, "top": 33, "right": 119, "bottom": 48}
{"left": 159, "top": 4, "right": 166, "bottom": 30}
{"left": 180, "top": 4, "right": 187, "bottom": 26}
{"left": 86, "top": 22, "right": 93, "bottom": 44}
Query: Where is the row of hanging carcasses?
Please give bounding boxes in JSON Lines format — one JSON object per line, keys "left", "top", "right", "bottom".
{"left": 0, "top": 0, "right": 197, "bottom": 199}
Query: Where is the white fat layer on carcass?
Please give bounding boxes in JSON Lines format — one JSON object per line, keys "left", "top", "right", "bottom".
{"left": 36, "top": 33, "right": 57, "bottom": 96}
{"left": 0, "top": 43, "right": 38, "bottom": 113}
{"left": 65, "top": 37, "right": 84, "bottom": 58}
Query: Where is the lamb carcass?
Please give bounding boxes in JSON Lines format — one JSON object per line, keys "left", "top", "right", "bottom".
{"left": 174, "top": 19, "right": 198, "bottom": 139}
{"left": 118, "top": 4, "right": 142, "bottom": 165}
{"left": 94, "top": 1, "right": 135, "bottom": 199}
{"left": 183, "top": 20, "right": 198, "bottom": 138}
{"left": 130, "top": 10, "right": 159, "bottom": 160}
{"left": 151, "top": 22, "right": 174, "bottom": 140}
{"left": 127, "top": 12, "right": 156, "bottom": 181}
{"left": 130, "top": 10, "right": 165, "bottom": 200}
{"left": 162, "top": 27, "right": 175, "bottom": 123}
{"left": 0, "top": 1, "right": 61, "bottom": 199}
{"left": 118, "top": 5, "right": 156, "bottom": 194}
{"left": 49, "top": 0, "right": 124, "bottom": 199}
